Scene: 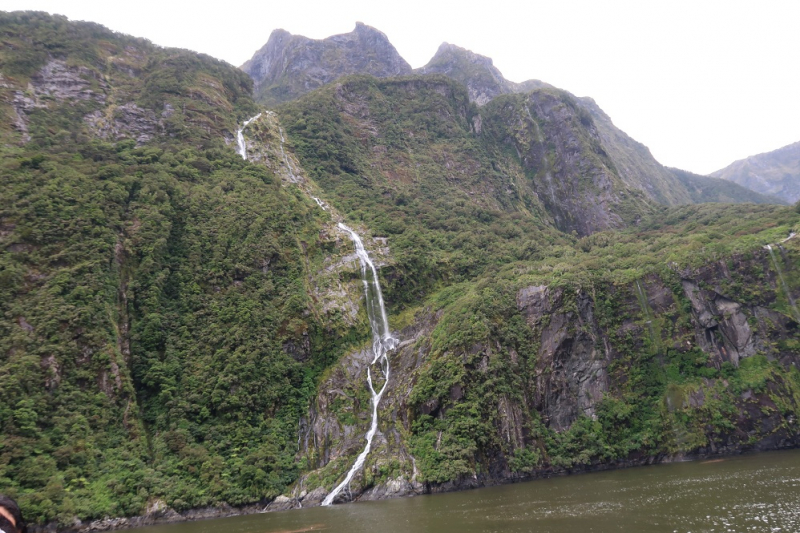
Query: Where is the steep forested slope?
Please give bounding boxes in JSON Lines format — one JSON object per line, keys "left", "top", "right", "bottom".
{"left": 0, "top": 11, "right": 361, "bottom": 524}
{"left": 2, "top": 12, "right": 799, "bottom": 529}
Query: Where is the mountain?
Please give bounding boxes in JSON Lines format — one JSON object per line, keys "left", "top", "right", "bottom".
{"left": 416, "top": 42, "right": 552, "bottom": 106}
{"left": 669, "top": 167, "right": 785, "bottom": 204}
{"left": 0, "top": 11, "right": 351, "bottom": 525}
{"left": 711, "top": 141, "right": 800, "bottom": 204}
{"left": 2, "top": 12, "right": 800, "bottom": 530}
{"left": 243, "top": 30, "right": 776, "bottom": 212}
{"left": 241, "top": 23, "right": 412, "bottom": 107}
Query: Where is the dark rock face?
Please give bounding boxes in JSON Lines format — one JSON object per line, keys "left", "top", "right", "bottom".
{"left": 678, "top": 255, "right": 800, "bottom": 369}
{"left": 483, "top": 89, "right": 655, "bottom": 235}
{"left": 518, "top": 286, "right": 609, "bottom": 431}
{"left": 241, "top": 23, "right": 412, "bottom": 106}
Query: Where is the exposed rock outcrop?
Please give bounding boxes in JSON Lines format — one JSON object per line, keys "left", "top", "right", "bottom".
{"left": 287, "top": 245, "right": 799, "bottom": 506}
{"left": 518, "top": 285, "right": 609, "bottom": 431}
{"left": 84, "top": 102, "right": 172, "bottom": 144}
{"left": 242, "top": 23, "right": 412, "bottom": 106}
{"left": 417, "top": 42, "right": 551, "bottom": 106}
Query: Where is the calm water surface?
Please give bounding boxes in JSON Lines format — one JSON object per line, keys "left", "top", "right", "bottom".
{"left": 139, "top": 449, "right": 800, "bottom": 533}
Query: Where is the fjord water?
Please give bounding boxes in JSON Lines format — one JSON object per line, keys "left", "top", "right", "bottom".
{"left": 137, "top": 449, "right": 800, "bottom": 533}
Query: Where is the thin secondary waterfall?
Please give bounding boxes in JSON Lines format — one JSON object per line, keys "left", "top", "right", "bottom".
{"left": 321, "top": 223, "right": 398, "bottom": 506}
{"left": 635, "top": 280, "right": 658, "bottom": 349}
{"left": 312, "top": 197, "right": 327, "bottom": 210}
{"left": 236, "top": 113, "right": 262, "bottom": 160}
{"left": 526, "top": 105, "right": 557, "bottom": 206}
{"left": 277, "top": 126, "right": 298, "bottom": 182}
{"left": 766, "top": 244, "right": 800, "bottom": 321}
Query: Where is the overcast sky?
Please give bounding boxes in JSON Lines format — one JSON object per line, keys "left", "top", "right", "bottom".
{"left": 2, "top": 0, "right": 798, "bottom": 174}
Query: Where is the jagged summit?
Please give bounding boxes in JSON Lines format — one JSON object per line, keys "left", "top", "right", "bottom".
{"left": 416, "top": 42, "right": 552, "bottom": 105}
{"left": 241, "top": 22, "right": 411, "bottom": 106}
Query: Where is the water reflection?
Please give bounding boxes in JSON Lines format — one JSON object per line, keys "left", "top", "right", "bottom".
{"left": 136, "top": 449, "right": 800, "bottom": 533}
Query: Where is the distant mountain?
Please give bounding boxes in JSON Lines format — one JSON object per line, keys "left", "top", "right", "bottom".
{"left": 241, "top": 22, "right": 411, "bottom": 106}
{"left": 670, "top": 167, "right": 786, "bottom": 205}
{"left": 711, "top": 141, "right": 800, "bottom": 204}
{"left": 416, "top": 42, "right": 552, "bottom": 105}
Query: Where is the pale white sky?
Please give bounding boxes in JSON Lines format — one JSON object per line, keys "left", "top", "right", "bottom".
{"left": 2, "top": 0, "right": 798, "bottom": 174}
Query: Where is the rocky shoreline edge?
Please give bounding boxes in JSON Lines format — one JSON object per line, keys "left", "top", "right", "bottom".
{"left": 29, "top": 437, "right": 799, "bottom": 533}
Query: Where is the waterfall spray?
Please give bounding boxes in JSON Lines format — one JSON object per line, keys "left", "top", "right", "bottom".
{"left": 321, "top": 224, "right": 398, "bottom": 506}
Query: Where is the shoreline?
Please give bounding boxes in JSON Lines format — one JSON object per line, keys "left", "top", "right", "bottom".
{"left": 30, "top": 441, "right": 799, "bottom": 533}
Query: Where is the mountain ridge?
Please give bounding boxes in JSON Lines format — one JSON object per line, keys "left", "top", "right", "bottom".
{"left": 242, "top": 24, "right": 777, "bottom": 212}
{"left": 711, "top": 141, "right": 800, "bottom": 204}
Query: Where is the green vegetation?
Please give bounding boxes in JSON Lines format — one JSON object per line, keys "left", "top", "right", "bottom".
{"left": 2, "top": 11, "right": 799, "bottom": 527}
{"left": 397, "top": 208, "right": 800, "bottom": 482}
{"left": 0, "top": 11, "right": 356, "bottom": 525}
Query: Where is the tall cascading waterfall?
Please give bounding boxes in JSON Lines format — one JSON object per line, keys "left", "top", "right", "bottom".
{"left": 321, "top": 223, "right": 398, "bottom": 506}
{"left": 236, "top": 113, "right": 262, "bottom": 160}
{"left": 766, "top": 244, "right": 800, "bottom": 321}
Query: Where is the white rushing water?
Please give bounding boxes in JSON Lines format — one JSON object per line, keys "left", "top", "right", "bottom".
{"left": 765, "top": 244, "right": 800, "bottom": 321}
{"left": 277, "top": 126, "right": 299, "bottom": 182}
{"left": 236, "top": 113, "right": 262, "bottom": 160}
{"left": 321, "top": 223, "right": 398, "bottom": 506}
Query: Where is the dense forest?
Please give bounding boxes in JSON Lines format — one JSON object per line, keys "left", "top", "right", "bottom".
{"left": 1, "top": 11, "right": 799, "bottom": 528}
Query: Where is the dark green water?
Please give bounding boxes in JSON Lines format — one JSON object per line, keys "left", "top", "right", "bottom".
{"left": 138, "top": 449, "right": 800, "bottom": 533}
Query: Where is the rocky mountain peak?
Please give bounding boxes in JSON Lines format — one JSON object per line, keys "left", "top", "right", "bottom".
{"left": 416, "top": 42, "right": 553, "bottom": 106}
{"left": 241, "top": 22, "right": 411, "bottom": 106}
{"left": 417, "top": 42, "right": 511, "bottom": 105}
{"left": 432, "top": 42, "right": 497, "bottom": 69}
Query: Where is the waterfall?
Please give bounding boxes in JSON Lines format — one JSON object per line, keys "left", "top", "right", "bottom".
{"left": 321, "top": 223, "right": 398, "bottom": 506}
{"left": 278, "top": 126, "right": 299, "bottom": 182}
{"left": 526, "top": 105, "right": 557, "bottom": 207}
{"left": 236, "top": 113, "right": 262, "bottom": 160}
{"left": 635, "top": 279, "right": 658, "bottom": 349}
{"left": 766, "top": 244, "right": 800, "bottom": 321}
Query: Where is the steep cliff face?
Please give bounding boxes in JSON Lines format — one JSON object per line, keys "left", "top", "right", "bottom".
{"left": 4, "top": 12, "right": 800, "bottom": 530}
{"left": 711, "top": 141, "right": 800, "bottom": 204}
{"left": 286, "top": 235, "right": 800, "bottom": 507}
{"left": 481, "top": 90, "right": 656, "bottom": 235}
{"left": 241, "top": 23, "right": 412, "bottom": 107}
{"left": 241, "top": 26, "right": 780, "bottom": 221}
